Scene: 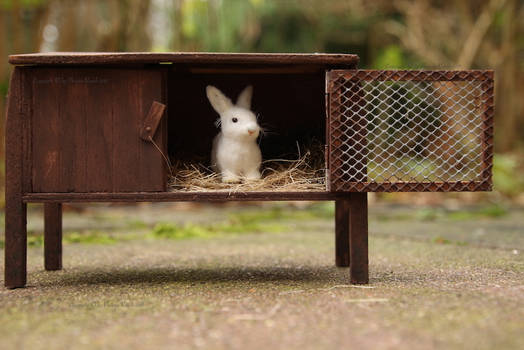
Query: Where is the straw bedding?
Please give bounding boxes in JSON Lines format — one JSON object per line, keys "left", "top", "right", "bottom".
{"left": 168, "top": 144, "right": 326, "bottom": 192}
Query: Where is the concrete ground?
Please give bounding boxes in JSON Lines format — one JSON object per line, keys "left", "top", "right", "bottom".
{"left": 0, "top": 202, "right": 523, "bottom": 349}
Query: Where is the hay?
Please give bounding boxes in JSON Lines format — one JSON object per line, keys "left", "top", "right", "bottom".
{"left": 168, "top": 147, "right": 326, "bottom": 192}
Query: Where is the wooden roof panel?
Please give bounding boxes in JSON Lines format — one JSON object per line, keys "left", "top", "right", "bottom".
{"left": 9, "top": 52, "right": 359, "bottom": 66}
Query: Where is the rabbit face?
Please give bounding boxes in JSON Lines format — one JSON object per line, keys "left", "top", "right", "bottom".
{"left": 220, "top": 106, "right": 260, "bottom": 140}
{"left": 206, "top": 85, "right": 260, "bottom": 141}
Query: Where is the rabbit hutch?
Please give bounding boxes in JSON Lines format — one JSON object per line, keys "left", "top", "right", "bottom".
{"left": 4, "top": 52, "right": 494, "bottom": 288}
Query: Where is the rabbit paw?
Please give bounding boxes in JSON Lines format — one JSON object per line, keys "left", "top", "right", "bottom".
{"left": 222, "top": 172, "right": 241, "bottom": 183}
{"left": 244, "top": 170, "right": 262, "bottom": 181}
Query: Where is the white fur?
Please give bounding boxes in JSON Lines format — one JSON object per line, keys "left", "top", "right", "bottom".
{"left": 206, "top": 85, "right": 262, "bottom": 183}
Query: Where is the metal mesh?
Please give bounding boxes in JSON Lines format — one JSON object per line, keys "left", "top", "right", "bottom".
{"left": 327, "top": 70, "right": 494, "bottom": 192}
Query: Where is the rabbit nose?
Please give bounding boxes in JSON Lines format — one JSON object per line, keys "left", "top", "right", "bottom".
{"left": 248, "top": 127, "right": 258, "bottom": 135}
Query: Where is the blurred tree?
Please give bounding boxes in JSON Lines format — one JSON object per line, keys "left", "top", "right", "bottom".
{"left": 52, "top": 0, "right": 152, "bottom": 51}
{"left": 1, "top": 0, "right": 51, "bottom": 204}
{"left": 382, "top": 0, "right": 523, "bottom": 152}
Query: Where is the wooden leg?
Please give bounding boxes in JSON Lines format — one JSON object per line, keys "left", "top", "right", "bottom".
{"left": 5, "top": 67, "right": 27, "bottom": 288}
{"left": 44, "top": 203, "right": 63, "bottom": 270}
{"left": 349, "top": 192, "right": 369, "bottom": 284}
{"left": 4, "top": 200, "right": 27, "bottom": 289}
{"left": 335, "top": 199, "right": 350, "bottom": 267}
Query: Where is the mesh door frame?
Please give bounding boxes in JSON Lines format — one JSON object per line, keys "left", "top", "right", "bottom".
{"left": 326, "top": 70, "right": 494, "bottom": 192}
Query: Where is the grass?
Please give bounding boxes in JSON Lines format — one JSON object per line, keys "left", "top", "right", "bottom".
{"left": 0, "top": 202, "right": 514, "bottom": 249}
{"left": 446, "top": 204, "right": 508, "bottom": 220}
{"left": 65, "top": 231, "right": 122, "bottom": 245}
{"left": 0, "top": 204, "right": 335, "bottom": 248}
{"left": 432, "top": 236, "right": 468, "bottom": 246}
{"left": 149, "top": 219, "right": 284, "bottom": 240}
{"left": 150, "top": 205, "right": 330, "bottom": 240}
{"left": 377, "top": 203, "right": 509, "bottom": 222}
{"left": 0, "top": 230, "right": 133, "bottom": 248}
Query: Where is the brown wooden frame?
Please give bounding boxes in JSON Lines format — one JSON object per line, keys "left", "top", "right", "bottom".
{"left": 3, "top": 54, "right": 366, "bottom": 288}
{"left": 4, "top": 54, "right": 366, "bottom": 289}
{"left": 5, "top": 67, "right": 28, "bottom": 288}
{"left": 9, "top": 52, "right": 359, "bottom": 66}
{"left": 4, "top": 53, "right": 494, "bottom": 289}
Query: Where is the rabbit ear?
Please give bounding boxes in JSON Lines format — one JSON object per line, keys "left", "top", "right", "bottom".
{"left": 236, "top": 85, "right": 253, "bottom": 109}
{"left": 206, "top": 85, "right": 233, "bottom": 114}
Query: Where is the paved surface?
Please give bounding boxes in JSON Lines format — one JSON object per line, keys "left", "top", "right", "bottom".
{"left": 0, "top": 203, "right": 523, "bottom": 349}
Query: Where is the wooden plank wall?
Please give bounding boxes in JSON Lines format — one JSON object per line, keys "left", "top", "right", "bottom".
{"left": 31, "top": 68, "right": 166, "bottom": 192}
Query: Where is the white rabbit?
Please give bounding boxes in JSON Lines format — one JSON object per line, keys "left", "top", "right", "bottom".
{"left": 206, "top": 85, "right": 262, "bottom": 183}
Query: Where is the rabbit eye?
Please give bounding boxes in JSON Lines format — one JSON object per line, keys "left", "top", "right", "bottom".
{"left": 232, "top": 117, "right": 238, "bottom": 123}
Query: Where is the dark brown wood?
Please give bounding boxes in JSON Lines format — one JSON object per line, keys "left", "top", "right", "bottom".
{"left": 110, "top": 69, "right": 166, "bottom": 192}
{"left": 44, "top": 203, "right": 62, "bottom": 270}
{"left": 9, "top": 52, "right": 359, "bottom": 66}
{"left": 480, "top": 78, "right": 494, "bottom": 186}
{"left": 31, "top": 68, "right": 166, "bottom": 193}
{"left": 187, "top": 66, "right": 328, "bottom": 74}
{"left": 32, "top": 69, "right": 61, "bottom": 191}
{"left": 325, "top": 76, "right": 332, "bottom": 191}
{"left": 136, "top": 70, "right": 168, "bottom": 191}
{"left": 112, "top": 69, "right": 142, "bottom": 192}
{"left": 85, "top": 68, "right": 114, "bottom": 192}
{"left": 327, "top": 69, "right": 494, "bottom": 87}
{"left": 349, "top": 192, "right": 368, "bottom": 284}
{"left": 61, "top": 74, "right": 88, "bottom": 191}
{"left": 22, "top": 191, "right": 348, "bottom": 202}
{"left": 334, "top": 181, "right": 491, "bottom": 192}
{"left": 22, "top": 71, "right": 32, "bottom": 194}
{"left": 335, "top": 198, "right": 351, "bottom": 267}
{"left": 140, "top": 101, "right": 166, "bottom": 141}
{"left": 5, "top": 67, "right": 28, "bottom": 288}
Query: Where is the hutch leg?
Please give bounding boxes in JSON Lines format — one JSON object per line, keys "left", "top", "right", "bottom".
{"left": 5, "top": 67, "right": 28, "bottom": 288}
{"left": 349, "top": 192, "right": 369, "bottom": 284}
{"left": 44, "top": 203, "right": 63, "bottom": 270}
{"left": 4, "top": 200, "right": 27, "bottom": 288}
{"left": 335, "top": 199, "right": 350, "bottom": 267}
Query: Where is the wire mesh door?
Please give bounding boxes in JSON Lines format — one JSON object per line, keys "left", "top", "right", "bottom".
{"left": 326, "top": 70, "right": 494, "bottom": 192}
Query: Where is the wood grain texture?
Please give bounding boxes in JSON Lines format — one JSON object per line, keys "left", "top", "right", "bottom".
{"left": 136, "top": 70, "right": 167, "bottom": 191}
{"left": 327, "top": 70, "right": 494, "bottom": 87}
{"left": 85, "top": 69, "right": 113, "bottom": 192}
{"left": 30, "top": 68, "right": 166, "bottom": 193}
{"left": 4, "top": 67, "right": 28, "bottom": 288}
{"left": 22, "top": 191, "right": 349, "bottom": 202}
{"left": 111, "top": 69, "right": 141, "bottom": 191}
{"left": 481, "top": 78, "right": 494, "bottom": 187}
{"left": 349, "top": 192, "right": 369, "bottom": 284}
{"left": 44, "top": 203, "right": 62, "bottom": 270}
{"left": 32, "top": 70, "right": 61, "bottom": 191}
{"left": 60, "top": 78, "right": 88, "bottom": 191}
{"left": 335, "top": 198, "right": 351, "bottom": 267}
{"left": 9, "top": 52, "right": 359, "bottom": 66}
{"left": 140, "top": 101, "right": 166, "bottom": 141}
